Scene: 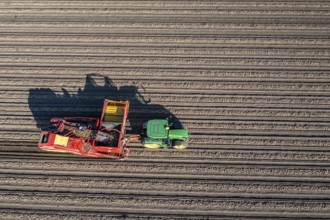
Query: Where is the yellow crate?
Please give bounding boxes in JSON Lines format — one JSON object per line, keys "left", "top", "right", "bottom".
{"left": 104, "top": 105, "right": 125, "bottom": 123}
{"left": 106, "top": 106, "right": 118, "bottom": 114}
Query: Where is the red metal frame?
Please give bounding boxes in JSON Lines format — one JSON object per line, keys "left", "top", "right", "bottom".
{"left": 38, "top": 100, "right": 130, "bottom": 159}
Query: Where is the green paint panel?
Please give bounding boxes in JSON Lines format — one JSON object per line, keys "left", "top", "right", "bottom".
{"left": 168, "top": 129, "right": 189, "bottom": 141}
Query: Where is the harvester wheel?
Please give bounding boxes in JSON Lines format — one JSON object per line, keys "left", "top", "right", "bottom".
{"left": 172, "top": 140, "right": 188, "bottom": 149}
{"left": 143, "top": 144, "right": 161, "bottom": 149}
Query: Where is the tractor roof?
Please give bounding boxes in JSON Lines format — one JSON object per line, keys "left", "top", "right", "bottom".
{"left": 146, "top": 119, "right": 168, "bottom": 139}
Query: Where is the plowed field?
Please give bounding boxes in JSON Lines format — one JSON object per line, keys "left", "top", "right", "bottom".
{"left": 0, "top": 0, "right": 330, "bottom": 219}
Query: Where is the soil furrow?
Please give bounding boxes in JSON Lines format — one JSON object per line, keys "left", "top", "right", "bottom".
{"left": 1, "top": 174, "right": 330, "bottom": 195}
{"left": 0, "top": 190, "right": 329, "bottom": 214}
{"left": 0, "top": 158, "right": 329, "bottom": 177}
{"left": 0, "top": 168, "right": 330, "bottom": 183}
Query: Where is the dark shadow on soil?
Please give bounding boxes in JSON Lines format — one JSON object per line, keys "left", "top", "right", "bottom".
{"left": 28, "top": 74, "right": 182, "bottom": 134}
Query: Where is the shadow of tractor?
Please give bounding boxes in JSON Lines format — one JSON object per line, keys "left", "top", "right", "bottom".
{"left": 28, "top": 74, "right": 182, "bottom": 134}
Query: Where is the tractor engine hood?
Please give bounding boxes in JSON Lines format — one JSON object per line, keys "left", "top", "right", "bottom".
{"left": 168, "top": 129, "right": 189, "bottom": 141}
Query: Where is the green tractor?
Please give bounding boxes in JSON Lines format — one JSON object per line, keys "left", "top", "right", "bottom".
{"left": 142, "top": 119, "right": 189, "bottom": 149}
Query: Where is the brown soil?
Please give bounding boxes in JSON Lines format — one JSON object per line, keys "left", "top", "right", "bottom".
{"left": 0, "top": 0, "right": 329, "bottom": 219}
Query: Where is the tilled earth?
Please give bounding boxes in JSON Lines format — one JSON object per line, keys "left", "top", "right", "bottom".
{"left": 0, "top": 0, "right": 330, "bottom": 219}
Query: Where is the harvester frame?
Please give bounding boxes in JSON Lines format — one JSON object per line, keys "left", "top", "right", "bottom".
{"left": 38, "top": 100, "right": 130, "bottom": 159}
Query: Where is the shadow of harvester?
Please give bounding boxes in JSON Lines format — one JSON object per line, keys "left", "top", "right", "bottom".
{"left": 28, "top": 74, "right": 182, "bottom": 134}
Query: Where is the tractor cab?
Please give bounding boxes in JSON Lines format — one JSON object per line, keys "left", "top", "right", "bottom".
{"left": 142, "top": 119, "right": 189, "bottom": 149}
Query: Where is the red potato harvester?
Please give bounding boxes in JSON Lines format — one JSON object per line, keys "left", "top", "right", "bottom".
{"left": 38, "top": 100, "right": 130, "bottom": 159}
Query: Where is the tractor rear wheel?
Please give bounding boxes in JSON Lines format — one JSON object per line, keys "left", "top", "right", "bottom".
{"left": 172, "top": 140, "right": 188, "bottom": 149}
{"left": 143, "top": 143, "right": 161, "bottom": 149}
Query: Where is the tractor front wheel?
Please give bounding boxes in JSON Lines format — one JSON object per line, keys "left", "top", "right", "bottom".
{"left": 172, "top": 140, "right": 188, "bottom": 149}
